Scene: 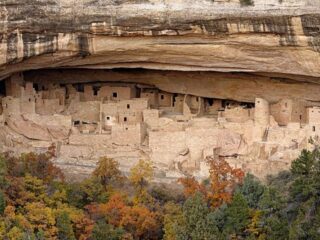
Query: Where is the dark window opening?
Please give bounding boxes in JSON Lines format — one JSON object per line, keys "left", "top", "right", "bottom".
{"left": 0, "top": 80, "right": 6, "bottom": 96}
{"left": 127, "top": 104, "right": 130, "bottom": 109}
{"left": 196, "top": 97, "right": 199, "bottom": 102}
{"left": 173, "top": 93, "right": 179, "bottom": 106}
{"left": 207, "top": 98, "right": 214, "bottom": 106}
{"left": 82, "top": 121, "right": 88, "bottom": 125}
{"left": 313, "top": 126, "right": 316, "bottom": 132}
{"left": 113, "top": 92, "right": 118, "bottom": 98}
{"left": 125, "top": 127, "right": 128, "bottom": 130}
{"left": 93, "top": 88, "right": 99, "bottom": 96}
{"left": 161, "top": 95, "right": 164, "bottom": 100}
{"left": 76, "top": 84, "right": 84, "bottom": 92}
{"left": 222, "top": 100, "right": 228, "bottom": 108}
{"left": 299, "top": 115, "right": 302, "bottom": 120}
{"left": 106, "top": 116, "right": 110, "bottom": 120}
{"left": 124, "top": 117, "right": 127, "bottom": 122}
{"left": 28, "top": 98, "right": 31, "bottom": 102}
{"left": 33, "top": 83, "right": 39, "bottom": 91}
{"left": 74, "top": 120, "right": 80, "bottom": 126}
{"left": 285, "top": 102, "right": 288, "bottom": 108}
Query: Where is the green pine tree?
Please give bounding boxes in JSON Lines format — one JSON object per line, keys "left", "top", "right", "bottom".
{"left": 0, "top": 191, "right": 6, "bottom": 215}
{"left": 0, "top": 155, "right": 7, "bottom": 189}
{"left": 238, "top": 173, "right": 265, "bottom": 208}
{"left": 91, "top": 221, "right": 125, "bottom": 240}
{"left": 56, "top": 211, "right": 76, "bottom": 240}
{"left": 224, "top": 192, "right": 250, "bottom": 237}
{"left": 176, "top": 192, "right": 219, "bottom": 240}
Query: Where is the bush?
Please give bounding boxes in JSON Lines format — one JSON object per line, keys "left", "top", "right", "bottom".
{"left": 240, "top": 0, "right": 254, "bottom": 6}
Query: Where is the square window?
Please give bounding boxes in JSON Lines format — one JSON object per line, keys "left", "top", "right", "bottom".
{"left": 113, "top": 92, "right": 118, "bottom": 98}
{"left": 106, "top": 117, "right": 110, "bottom": 120}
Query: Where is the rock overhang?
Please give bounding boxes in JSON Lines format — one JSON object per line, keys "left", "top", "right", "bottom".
{"left": 0, "top": 0, "right": 319, "bottom": 82}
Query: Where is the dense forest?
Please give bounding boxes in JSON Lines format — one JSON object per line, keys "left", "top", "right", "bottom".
{"left": 0, "top": 143, "right": 319, "bottom": 240}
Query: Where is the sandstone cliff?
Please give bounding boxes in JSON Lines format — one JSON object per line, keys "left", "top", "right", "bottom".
{"left": 0, "top": 0, "right": 320, "bottom": 102}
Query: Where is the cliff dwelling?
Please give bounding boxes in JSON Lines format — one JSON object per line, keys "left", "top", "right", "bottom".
{"left": 0, "top": 0, "right": 320, "bottom": 181}
{"left": 1, "top": 67, "right": 320, "bottom": 180}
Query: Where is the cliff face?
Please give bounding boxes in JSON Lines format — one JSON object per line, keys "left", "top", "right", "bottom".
{"left": 1, "top": 0, "right": 319, "bottom": 80}
{"left": 0, "top": 0, "right": 320, "bottom": 181}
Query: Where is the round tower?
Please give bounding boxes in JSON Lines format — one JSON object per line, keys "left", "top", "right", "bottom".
{"left": 254, "top": 98, "right": 270, "bottom": 126}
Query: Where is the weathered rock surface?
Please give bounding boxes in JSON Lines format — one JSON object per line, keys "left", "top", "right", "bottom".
{"left": 0, "top": 0, "right": 319, "bottom": 80}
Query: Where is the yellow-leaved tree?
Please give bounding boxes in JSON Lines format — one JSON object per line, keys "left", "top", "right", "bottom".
{"left": 129, "top": 159, "right": 154, "bottom": 204}
{"left": 93, "top": 157, "right": 123, "bottom": 191}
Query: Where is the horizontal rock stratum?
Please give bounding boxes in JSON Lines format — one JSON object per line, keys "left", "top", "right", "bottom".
{"left": 1, "top": 0, "right": 320, "bottom": 77}
{"left": 1, "top": 0, "right": 320, "bottom": 102}
{"left": 0, "top": 0, "right": 320, "bottom": 181}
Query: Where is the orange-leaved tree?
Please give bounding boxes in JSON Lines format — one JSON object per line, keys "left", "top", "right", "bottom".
{"left": 178, "top": 176, "right": 206, "bottom": 198}
{"left": 86, "top": 193, "right": 128, "bottom": 226}
{"left": 206, "top": 156, "right": 244, "bottom": 208}
{"left": 178, "top": 156, "right": 244, "bottom": 208}
{"left": 120, "top": 205, "right": 160, "bottom": 240}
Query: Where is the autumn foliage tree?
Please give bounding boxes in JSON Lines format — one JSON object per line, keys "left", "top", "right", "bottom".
{"left": 1, "top": 146, "right": 318, "bottom": 239}
{"left": 206, "top": 156, "right": 244, "bottom": 208}
{"left": 93, "top": 157, "right": 123, "bottom": 190}
{"left": 178, "top": 156, "right": 244, "bottom": 208}
{"left": 129, "top": 159, "right": 154, "bottom": 204}
{"left": 5, "top": 151, "right": 64, "bottom": 183}
{"left": 129, "top": 159, "right": 153, "bottom": 189}
{"left": 178, "top": 176, "right": 206, "bottom": 198}
{"left": 120, "top": 205, "right": 160, "bottom": 240}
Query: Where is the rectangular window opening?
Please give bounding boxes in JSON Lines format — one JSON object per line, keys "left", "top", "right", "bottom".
{"left": 33, "top": 83, "right": 39, "bottom": 91}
